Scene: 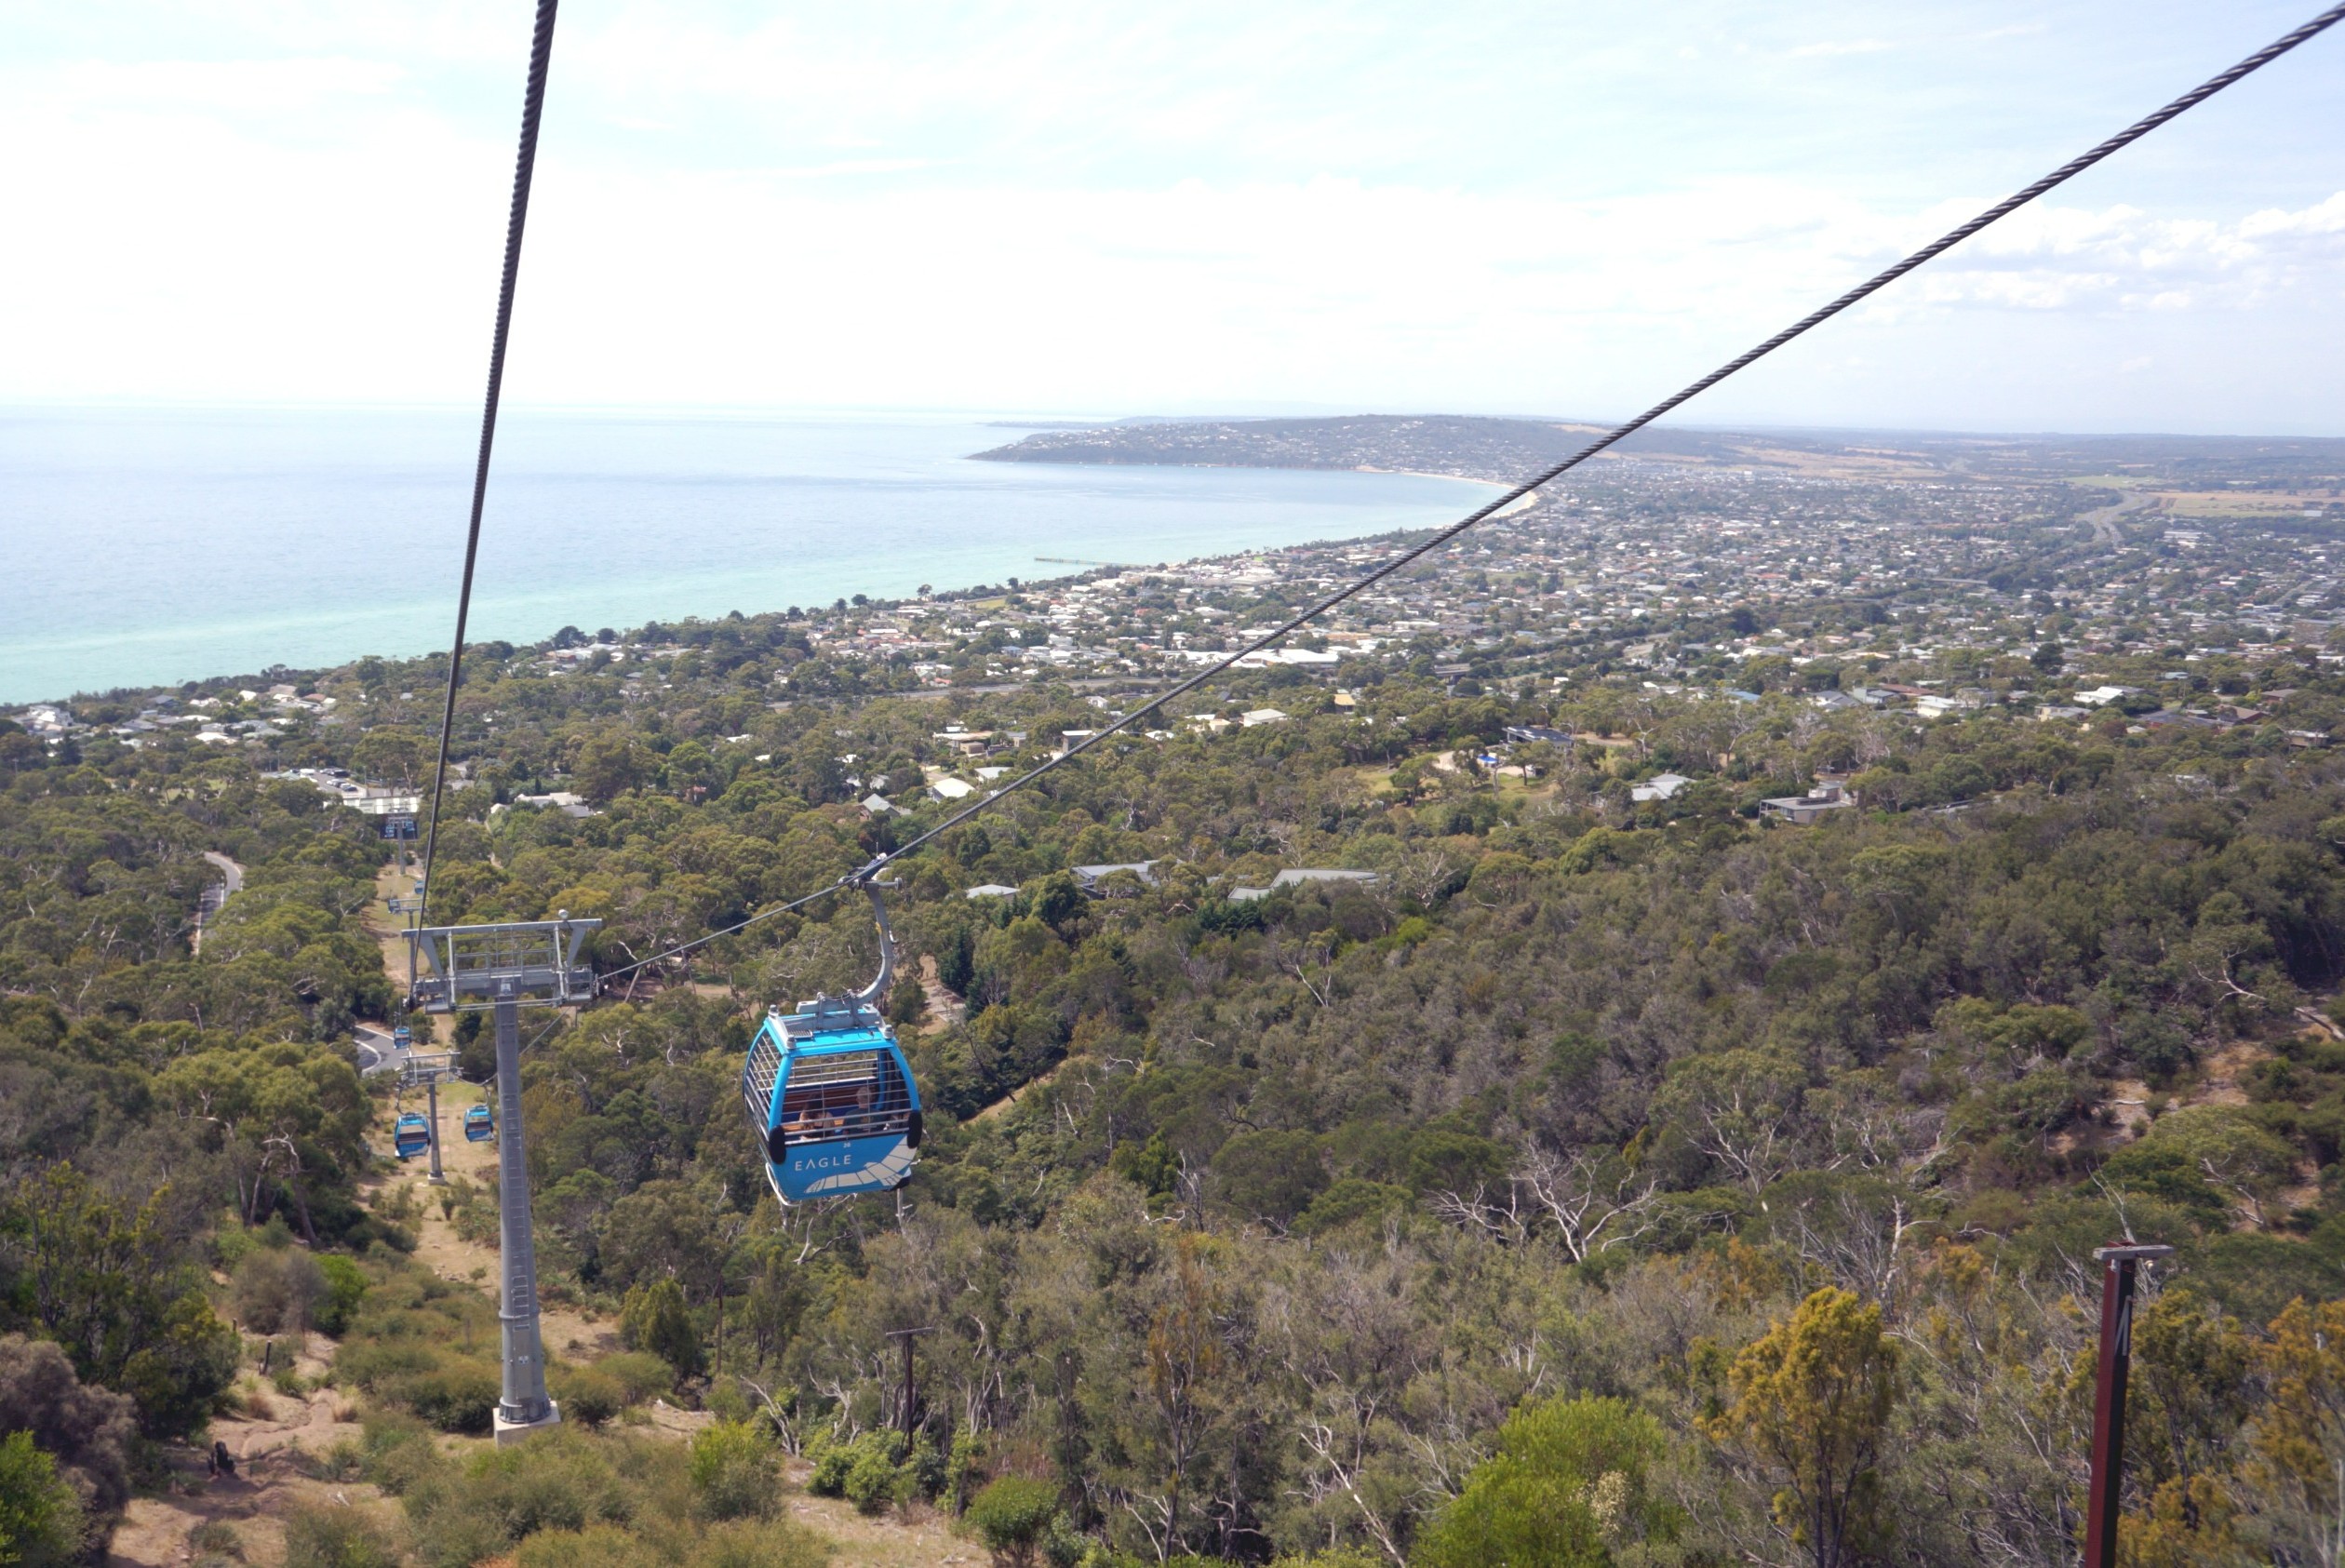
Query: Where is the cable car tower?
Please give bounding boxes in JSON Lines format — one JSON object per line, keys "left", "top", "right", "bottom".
{"left": 405, "top": 914, "right": 598, "bottom": 1445}
{"left": 396, "top": 1051, "right": 463, "bottom": 1185}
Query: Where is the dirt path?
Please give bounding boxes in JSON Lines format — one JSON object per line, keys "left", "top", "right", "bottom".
{"left": 973, "top": 1060, "right": 1065, "bottom": 1124}
{"left": 364, "top": 1105, "right": 620, "bottom": 1364}
{"left": 916, "top": 955, "right": 964, "bottom": 1034}
{"left": 368, "top": 861, "right": 432, "bottom": 1044}
{"left": 106, "top": 1339, "right": 379, "bottom": 1568}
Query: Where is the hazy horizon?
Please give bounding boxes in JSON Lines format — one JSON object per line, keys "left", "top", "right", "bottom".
{"left": 8, "top": 398, "right": 2343, "bottom": 445}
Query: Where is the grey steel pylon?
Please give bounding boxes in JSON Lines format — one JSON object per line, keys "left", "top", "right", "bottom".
{"left": 491, "top": 979, "right": 558, "bottom": 1442}
{"left": 424, "top": 1076, "right": 447, "bottom": 1186}
{"left": 400, "top": 914, "right": 595, "bottom": 1445}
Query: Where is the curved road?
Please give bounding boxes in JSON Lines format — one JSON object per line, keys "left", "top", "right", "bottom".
{"left": 192, "top": 851, "right": 244, "bottom": 955}
{"left": 2079, "top": 491, "right": 2160, "bottom": 545}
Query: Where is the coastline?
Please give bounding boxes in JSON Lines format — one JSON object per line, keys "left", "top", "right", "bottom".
{"left": 1356, "top": 466, "right": 1539, "bottom": 518}
{"left": 3, "top": 408, "right": 1491, "bottom": 704}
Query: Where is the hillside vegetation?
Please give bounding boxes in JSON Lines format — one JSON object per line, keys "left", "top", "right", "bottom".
{"left": 12, "top": 577, "right": 2345, "bottom": 1566}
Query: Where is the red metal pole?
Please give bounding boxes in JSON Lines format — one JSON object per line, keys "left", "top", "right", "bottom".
{"left": 2084, "top": 1243, "right": 2173, "bottom": 1568}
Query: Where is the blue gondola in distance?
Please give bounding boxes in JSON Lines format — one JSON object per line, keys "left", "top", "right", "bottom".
{"left": 463, "top": 1103, "right": 495, "bottom": 1143}
{"left": 743, "top": 881, "right": 922, "bottom": 1205}
{"left": 393, "top": 1110, "right": 432, "bottom": 1159}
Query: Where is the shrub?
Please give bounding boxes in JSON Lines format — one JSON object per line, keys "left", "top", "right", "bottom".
{"left": 406, "top": 1505, "right": 509, "bottom": 1568}
{"left": 331, "top": 1340, "right": 436, "bottom": 1392}
{"left": 966, "top": 1477, "right": 1060, "bottom": 1566}
{"left": 551, "top": 1365, "right": 628, "bottom": 1429}
{"left": 511, "top": 1523, "right": 649, "bottom": 1568}
{"left": 121, "top": 1292, "right": 244, "bottom": 1440}
{"left": 0, "top": 1335, "right": 136, "bottom": 1537}
{"left": 187, "top": 1519, "right": 242, "bottom": 1559}
{"left": 313, "top": 1256, "right": 369, "bottom": 1337}
{"left": 806, "top": 1435, "right": 856, "bottom": 1498}
{"left": 281, "top": 1505, "right": 400, "bottom": 1568}
{"left": 703, "top": 1378, "right": 752, "bottom": 1425}
{"left": 511, "top": 1518, "right": 827, "bottom": 1568}
{"left": 903, "top": 1434, "right": 945, "bottom": 1506}
{"left": 685, "top": 1518, "right": 830, "bottom": 1568}
{"left": 618, "top": 1281, "right": 704, "bottom": 1380}
{"left": 232, "top": 1248, "right": 327, "bottom": 1336}
{"left": 0, "top": 1429, "right": 87, "bottom": 1568}
{"left": 1414, "top": 1395, "right": 1675, "bottom": 1568}
{"left": 402, "top": 1429, "right": 662, "bottom": 1568}
{"left": 352, "top": 1414, "right": 445, "bottom": 1498}
{"left": 596, "top": 1351, "right": 674, "bottom": 1404}
{"left": 390, "top": 1366, "right": 499, "bottom": 1434}
{"left": 945, "top": 1427, "right": 983, "bottom": 1514}
{"left": 688, "top": 1421, "right": 778, "bottom": 1521}
{"left": 843, "top": 1444, "right": 902, "bottom": 1515}
{"left": 806, "top": 1427, "right": 905, "bottom": 1507}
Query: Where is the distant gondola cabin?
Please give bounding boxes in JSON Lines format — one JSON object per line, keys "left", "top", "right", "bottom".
{"left": 463, "top": 1103, "right": 495, "bottom": 1143}
{"left": 393, "top": 1111, "right": 432, "bottom": 1160}
{"left": 743, "top": 995, "right": 921, "bottom": 1204}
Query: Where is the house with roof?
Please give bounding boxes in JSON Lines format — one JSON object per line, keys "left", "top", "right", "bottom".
{"left": 1761, "top": 779, "right": 1856, "bottom": 824}
{"left": 1630, "top": 773, "right": 1692, "bottom": 803}
{"left": 514, "top": 791, "right": 591, "bottom": 819}
{"left": 1230, "top": 868, "right": 1382, "bottom": 903}
{"left": 1071, "top": 862, "right": 1159, "bottom": 895}
{"left": 931, "top": 726, "right": 996, "bottom": 758}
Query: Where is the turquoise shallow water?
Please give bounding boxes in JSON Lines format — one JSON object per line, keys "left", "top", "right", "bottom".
{"left": 0, "top": 406, "right": 1488, "bottom": 703}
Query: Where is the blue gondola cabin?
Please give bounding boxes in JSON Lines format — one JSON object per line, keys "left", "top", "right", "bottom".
{"left": 393, "top": 1111, "right": 432, "bottom": 1160}
{"left": 744, "top": 995, "right": 922, "bottom": 1204}
{"left": 463, "top": 1104, "right": 495, "bottom": 1143}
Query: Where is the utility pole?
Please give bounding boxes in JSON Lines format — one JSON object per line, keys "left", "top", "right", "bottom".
{"left": 2084, "top": 1242, "right": 2174, "bottom": 1568}
{"left": 884, "top": 1326, "right": 935, "bottom": 1438}
{"left": 405, "top": 914, "right": 596, "bottom": 1447}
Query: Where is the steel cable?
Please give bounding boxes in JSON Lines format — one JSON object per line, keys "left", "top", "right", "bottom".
{"left": 417, "top": 0, "right": 560, "bottom": 931}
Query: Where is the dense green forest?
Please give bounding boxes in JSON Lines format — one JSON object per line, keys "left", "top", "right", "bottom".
{"left": 11, "top": 600, "right": 2345, "bottom": 1568}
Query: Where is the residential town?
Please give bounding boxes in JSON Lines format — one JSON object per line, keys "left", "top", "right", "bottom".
{"left": 13, "top": 421, "right": 2345, "bottom": 822}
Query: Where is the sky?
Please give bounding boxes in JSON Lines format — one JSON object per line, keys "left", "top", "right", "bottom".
{"left": 3, "top": 1, "right": 2341, "bottom": 434}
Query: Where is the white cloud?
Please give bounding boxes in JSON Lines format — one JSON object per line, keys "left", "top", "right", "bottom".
{"left": 1883, "top": 193, "right": 2345, "bottom": 315}
{"left": 1, "top": 2, "right": 2340, "bottom": 431}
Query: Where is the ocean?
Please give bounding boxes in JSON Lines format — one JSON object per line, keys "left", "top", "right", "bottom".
{"left": 0, "top": 406, "right": 1489, "bottom": 704}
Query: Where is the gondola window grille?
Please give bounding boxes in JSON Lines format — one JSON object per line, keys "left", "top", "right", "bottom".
{"left": 783, "top": 1050, "right": 912, "bottom": 1142}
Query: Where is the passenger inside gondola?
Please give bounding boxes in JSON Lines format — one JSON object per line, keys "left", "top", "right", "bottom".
{"left": 778, "top": 1077, "right": 890, "bottom": 1142}
{"left": 782, "top": 1082, "right": 840, "bottom": 1139}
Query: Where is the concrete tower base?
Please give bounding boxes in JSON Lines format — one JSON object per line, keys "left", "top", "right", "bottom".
{"left": 493, "top": 1400, "right": 560, "bottom": 1446}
